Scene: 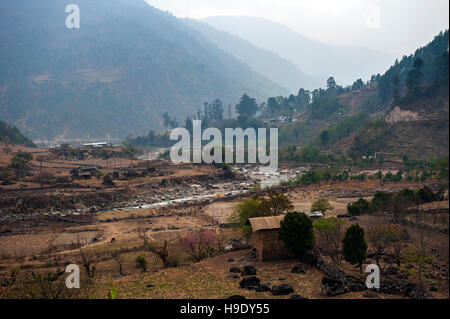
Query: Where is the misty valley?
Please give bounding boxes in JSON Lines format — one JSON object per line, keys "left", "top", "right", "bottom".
{"left": 0, "top": 0, "right": 448, "bottom": 307}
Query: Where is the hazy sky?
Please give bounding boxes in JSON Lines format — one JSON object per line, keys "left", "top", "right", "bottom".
{"left": 146, "top": 0, "right": 449, "bottom": 54}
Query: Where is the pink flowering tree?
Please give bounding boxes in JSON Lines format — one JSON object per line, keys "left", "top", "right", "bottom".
{"left": 180, "top": 230, "right": 217, "bottom": 262}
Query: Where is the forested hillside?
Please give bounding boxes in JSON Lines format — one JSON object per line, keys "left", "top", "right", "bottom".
{"left": 0, "top": 121, "right": 35, "bottom": 147}
{"left": 0, "top": 0, "right": 286, "bottom": 142}
{"left": 278, "top": 30, "right": 449, "bottom": 159}
{"left": 129, "top": 30, "right": 448, "bottom": 162}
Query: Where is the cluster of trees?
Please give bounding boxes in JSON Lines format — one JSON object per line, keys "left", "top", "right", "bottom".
{"left": 308, "top": 78, "right": 344, "bottom": 119}
{"left": 278, "top": 212, "right": 425, "bottom": 275}
{"left": 260, "top": 88, "right": 311, "bottom": 118}
{"left": 125, "top": 130, "right": 171, "bottom": 148}
{"left": 403, "top": 156, "right": 449, "bottom": 183}
{"left": 279, "top": 145, "right": 331, "bottom": 164}
{"left": 9, "top": 151, "right": 34, "bottom": 179}
{"left": 277, "top": 211, "right": 368, "bottom": 272}
{"left": 162, "top": 112, "right": 179, "bottom": 130}
{"left": 126, "top": 31, "right": 449, "bottom": 161}
{"left": 282, "top": 167, "right": 360, "bottom": 186}
{"left": 183, "top": 99, "right": 226, "bottom": 134}
{"left": 283, "top": 164, "right": 445, "bottom": 191}
{"left": 314, "top": 112, "right": 371, "bottom": 146}
{"left": 231, "top": 191, "right": 294, "bottom": 236}
{"left": 346, "top": 186, "right": 444, "bottom": 217}
{"left": 377, "top": 30, "right": 449, "bottom": 104}
{"left": 236, "top": 200, "right": 434, "bottom": 279}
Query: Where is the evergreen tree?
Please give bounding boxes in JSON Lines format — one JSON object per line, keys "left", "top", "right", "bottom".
{"left": 343, "top": 224, "right": 367, "bottom": 273}
{"left": 392, "top": 73, "right": 400, "bottom": 106}
{"left": 279, "top": 212, "right": 315, "bottom": 258}
{"left": 236, "top": 93, "right": 258, "bottom": 117}
{"left": 406, "top": 57, "right": 424, "bottom": 96}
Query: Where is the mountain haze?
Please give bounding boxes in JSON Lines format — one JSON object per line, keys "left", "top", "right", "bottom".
{"left": 202, "top": 16, "right": 397, "bottom": 86}
{"left": 183, "top": 19, "right": 321, "bottom": 92}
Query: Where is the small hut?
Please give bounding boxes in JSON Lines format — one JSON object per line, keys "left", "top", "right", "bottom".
{"left": 246, "top": 216, "right": 293, "bottom": 261}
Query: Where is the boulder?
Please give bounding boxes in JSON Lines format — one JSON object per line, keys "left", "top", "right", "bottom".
{"left": 321, "top": 277, "right": 345, "bottom": 296}
{"left": 291, "top": 264, "right": 306, "bottom": 274}
{"left": 1, "top": 278, "right": 10, "bottom": 287}
{"left": 271, "top": 284, "right": 294, "bottom": 296}
{"left": 230, "top": 267, "right": 241, "bottom": 273}
{"left": 239, "top": 276, "right": 260, "bottom": 290}
{"left": 242, "top": 265, "right": 257, "bottom": 276}
{"left": 102, "top": 176, "right": 116, "bottom": 187}
{"left": 256, "top": 283, "right": 271, "bottom": 292}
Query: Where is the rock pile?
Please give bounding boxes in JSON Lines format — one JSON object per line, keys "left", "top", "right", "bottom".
{"left": 271, "top": 284, "right": 294, "bottom": 296}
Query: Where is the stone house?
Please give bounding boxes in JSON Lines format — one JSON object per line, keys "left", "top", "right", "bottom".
{"left": 246, "top": 216, "right": 293, "bottom": 261}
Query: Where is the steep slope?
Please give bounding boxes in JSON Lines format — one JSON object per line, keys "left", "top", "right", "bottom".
{"left": 346, "top": 83, "right": 449, "bottom": 158}
{"left": 183, "top": 19, "right": 321, "bottom": 92}
{"left": 202, "top": 16, "right": 396, "bottom": 86}
{"left": 0, "top": 120, "right": 35, "bottom": 147}
{"left": 279, "top": 30, "right": 449, "bottom": 159}
{"left": 0, "top": 0, "right": 287, "bottom": 143}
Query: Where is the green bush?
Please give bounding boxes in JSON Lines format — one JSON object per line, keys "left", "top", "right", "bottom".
{"left": 370, "top": 191, "right": 394, "bottom": 213}
{"left": 15, "top": 151, "right": 33, "bottom": 161}
{"left": 347, "top": 198, "right": 370, "bottom": 216}
{"left": 417, "top": 186, "right": 441, "bottom": 203}
{"left": 279, "top": 212, "right": 314, "bottom": 258}
{"left": 230, "top": 198, "right": 270, "bottom": 237}
{"left": 135, "top": 254, "right": 147, "bottom": 272}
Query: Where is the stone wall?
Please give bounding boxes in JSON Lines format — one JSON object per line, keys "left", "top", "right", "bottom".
{"left": 251, "top": 230, "right": 294, "bottom": 261}
{"left": 315, "top": 254, "right": 433, "bottom": 299}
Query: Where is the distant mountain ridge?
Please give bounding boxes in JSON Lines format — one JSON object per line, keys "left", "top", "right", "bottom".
{"left": 0, "top": 0, "right": 287, "bottom": 143}
{"left": 202, "top": 16, "right": 397, "bottom": 86}
{"left": 183, "top": 19, "right": 321, "bottom": 92}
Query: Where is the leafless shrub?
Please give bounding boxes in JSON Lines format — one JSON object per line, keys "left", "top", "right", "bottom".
{"left": 28, "top": 269, "right": 66, "bottom": 299}
{"left": 79, "top": 248, "right": 96, "bottom": 278}
{"left": 138, "top": 228, "right": 173, "bottom": 268}
{"left": 314, "top": 218, "right": 345, "bottom": 263}
{"left": 1, "top": 263, "right": 23, "bottom": 288}
{"left": 112, "top": 254, "right": 125, "bottom": 276}
{"left": 368, "top": 223, "right": 390, "bottom": 268}
{"left": 388, "top": 224, "right": 410, "bottom": 266}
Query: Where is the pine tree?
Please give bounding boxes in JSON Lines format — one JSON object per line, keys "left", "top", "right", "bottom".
{"left": 342, "top": 224, "right": 367, "bottom": 273}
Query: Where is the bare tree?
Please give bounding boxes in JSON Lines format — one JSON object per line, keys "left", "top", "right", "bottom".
{"left": 29, "top": 270, "right": 66, "bottom": 299}
{"left": 368, "top": 223, "right": 390, "bottom": 268}
{"left": 112, "top": 254, "right": 125, "bottom": 276}
{"left": 314, "top": 218, "right": 345, "bottom": 262}
{"left": 138, "top": 228, "right": 171, "bottom": 268}
{"left": 79, "top": 248, "right": 96, "bottom": 278}
{"left": 179, "top": 230, "right": 217, "bottom": 263}
{"left": 388, "top": 224, "right": 409, "bottom": 266}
